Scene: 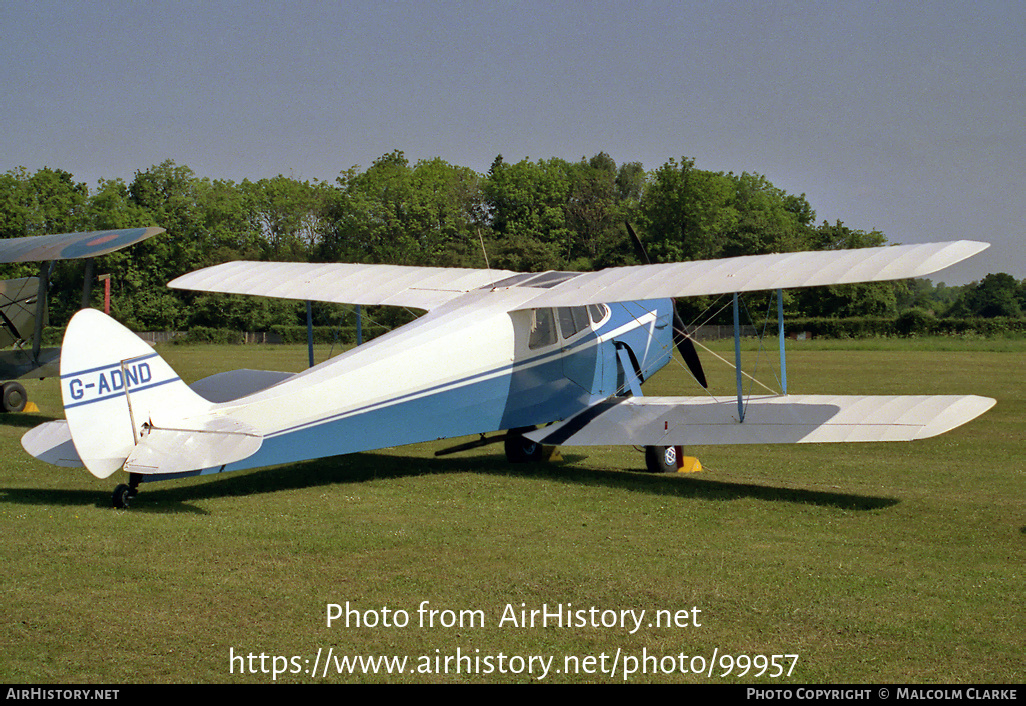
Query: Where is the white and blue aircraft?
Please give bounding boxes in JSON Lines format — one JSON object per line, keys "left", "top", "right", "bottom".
{"left": 22, "top": 239, "right": 995, "bottom": 507}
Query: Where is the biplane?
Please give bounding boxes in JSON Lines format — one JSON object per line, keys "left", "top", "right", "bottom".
{"left": 22, "top": 236, "right": 994, "bottom": 507}
{"left": 0, "top": 227, "right": 164, "bottom": 412}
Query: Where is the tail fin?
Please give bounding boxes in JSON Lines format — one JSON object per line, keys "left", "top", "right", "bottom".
{"left": 59, "top": 309, "right": 255, "bottom": 479}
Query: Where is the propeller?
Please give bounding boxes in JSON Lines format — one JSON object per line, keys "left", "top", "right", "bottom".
{"left": 625, "top": 222, "right": 708, "bottom": 388}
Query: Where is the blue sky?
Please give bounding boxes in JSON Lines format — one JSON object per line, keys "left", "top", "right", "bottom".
{"left": 2, "top": 0, "right": 1022, "bottom": 284}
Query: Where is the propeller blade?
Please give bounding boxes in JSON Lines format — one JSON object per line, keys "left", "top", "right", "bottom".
{"left": 673, "top": 316, "right": 708, "bottom": 389}
{"left": 625, "top": 221, "right": 651, "bottom": 264}
{"left": 627, "top": 221, "right": 708, "bottom": 389}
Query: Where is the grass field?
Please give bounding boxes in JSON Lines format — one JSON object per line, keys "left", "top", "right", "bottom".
{"left": 1, "top": 338, "right": 1022, "bottom": 683}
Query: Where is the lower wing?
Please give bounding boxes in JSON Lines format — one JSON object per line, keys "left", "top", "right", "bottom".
{"left": 525, "top": 395, "right": 995, "bottom": 446}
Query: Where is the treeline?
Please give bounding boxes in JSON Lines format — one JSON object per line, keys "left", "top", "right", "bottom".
{"left": 1, "top": 154, "right": 1022, "bottom": 333}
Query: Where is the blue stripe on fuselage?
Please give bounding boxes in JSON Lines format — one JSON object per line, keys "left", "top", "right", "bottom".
{"left": 215, "top": 346, "right": 588, "bottom": 473}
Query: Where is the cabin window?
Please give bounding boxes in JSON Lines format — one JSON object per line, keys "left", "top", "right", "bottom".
{"left": 588, "top": 304, "right": 609, "bottom": 325}
{"left": 558, "top": 306, "right": 590, "bottom": 339}
{"left": 529, "top": 308, "right": 557, "bottom": 349}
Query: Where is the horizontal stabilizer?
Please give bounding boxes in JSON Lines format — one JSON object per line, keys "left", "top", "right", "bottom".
{"left": 124, "top": 417, "right": 263, "bottom": 475}
{"left": 190, "top": 369, "right": 295, "bottom": 403}
{"left": 21, "top": 406, "right": 264, "bottom": 476}
{"left": 525, "top": 395, "right": 996, "bottom": 447}
{"left": 21, "top": 420, "right": 82, "bottom": 468}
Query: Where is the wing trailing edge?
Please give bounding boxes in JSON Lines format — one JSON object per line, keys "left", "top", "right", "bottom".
{"left": 525, "top": 394, "right": 996, "bottom": 447}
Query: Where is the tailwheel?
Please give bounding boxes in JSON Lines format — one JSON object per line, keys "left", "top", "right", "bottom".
{"left": 504, "top": 427, "right": 543, "bottom": 463}
{"left": 645, "top": 445, "right": 680, "bottom": 473}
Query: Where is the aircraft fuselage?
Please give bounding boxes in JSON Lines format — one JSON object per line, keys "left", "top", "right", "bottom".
{"left": 190, "top": 294, "right": 675, "bottom": 476}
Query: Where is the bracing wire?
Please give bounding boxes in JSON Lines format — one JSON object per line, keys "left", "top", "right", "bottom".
{"left": 679, "top": 293, "right": 781, "bottom": 398}
{"left": 324, "top": 304, "right": 422, "bottom": 362}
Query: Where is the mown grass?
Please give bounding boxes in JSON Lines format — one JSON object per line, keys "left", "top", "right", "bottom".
{"left": 0, "top": 338, "right": 1022, "bottom": 683}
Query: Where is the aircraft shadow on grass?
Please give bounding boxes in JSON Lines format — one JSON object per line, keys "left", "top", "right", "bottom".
{"left": 2, "top": 447, "right": 899, "bottom": 514}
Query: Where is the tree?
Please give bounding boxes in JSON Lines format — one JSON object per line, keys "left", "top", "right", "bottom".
{"left": 947, "top": 273, "right": 1024, "bottom": 318}
{"left": 0, "top": 166, "right": 90, "bottom": 239}
{"left": 0, "top": 167, "right": 91, "bottom": 281}
{"left": 87, "top": 178, "right": 151, "bottom": 230}
{"left": 640, "top": 157, "right": 738, "bottom": 263}
{"left": 319, "top": 151, "right": 489, "bottom": 267}
{"left": 242, "top": 176, "right": 332, "bottom": 261}
{"left": 615, "top": 161, "right": 646, "bottom": 203}
{"left": 483, "top": 156, "right": 575, "bottom": 271}
{"left": 563, "top": 154, "right": 619, "bottom": 267}
{"left": 721, "top": 172, "right": 812, "bottom": 257}
{"left": 793, "top": 220, "right": 898, "bottom": 318}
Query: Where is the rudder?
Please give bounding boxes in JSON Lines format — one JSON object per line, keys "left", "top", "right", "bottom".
{"left": 60, "top": 309, "right": 213, "bottom": 478}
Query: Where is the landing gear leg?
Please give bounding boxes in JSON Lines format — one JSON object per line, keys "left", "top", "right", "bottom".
{"left": 112, "top": 473, "right": 142, "bottom": 509}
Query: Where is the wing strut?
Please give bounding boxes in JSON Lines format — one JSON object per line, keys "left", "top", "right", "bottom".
{"left": 733, "top": 289, "right": 789, "bottom": 421}
{"left": 306, "top": 300, "right": 314, "bottom": 368}
{"left": 778, "top": 288, "right": 787, "bottom": 395}
{"left": 733, "top": 293, "right": 745, "bottom": 422}
{"left": 30, "top": 262, "right": 53, "bottom": 363}
{"left": 616, "top": 344, "right": 643, "bottom": 397}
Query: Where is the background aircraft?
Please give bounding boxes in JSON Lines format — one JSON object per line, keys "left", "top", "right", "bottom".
{"left": 0, "top": 227, "right": 164, "bottom": 412}
{"left": 22, "top": 239, "right": 994, "bottom": 508}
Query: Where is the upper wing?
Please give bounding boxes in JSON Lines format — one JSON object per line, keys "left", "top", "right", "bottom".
{"left": 508, "top": 240, "right": 988, "bottom": 309}
{"left": 0, "top": 227, "right": 165, "bottom": 263}
{"left": 168, "top": 261, "right": 517, "bottom": 311}
{"left": 167, "top": 240, "right": 986, "bottom": 311}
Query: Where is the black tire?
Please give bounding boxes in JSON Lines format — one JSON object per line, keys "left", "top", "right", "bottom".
{"left": 505, "top": 428, "right": 543, "bottom": 463}
{"left": 112, "top": 484, "right": 132, "bottom": 509}
{"left": 1, "top": 382, "right": 27, "bottom": 413}
{"left": 645, "top": 445, "right": 679, "bottom": 474}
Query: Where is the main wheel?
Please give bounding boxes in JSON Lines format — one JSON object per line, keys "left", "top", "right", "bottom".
{"left": 505, "top": 428, "right": 543, "bottom": 463}
{"left": 1, "top": 382, "right": 27, "bottom": 413}
{"left": 645, "top": 445, "right": 679, "bottom": 473}
{"left": 112, "top": 484, "right": 132, "bottom": 509}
